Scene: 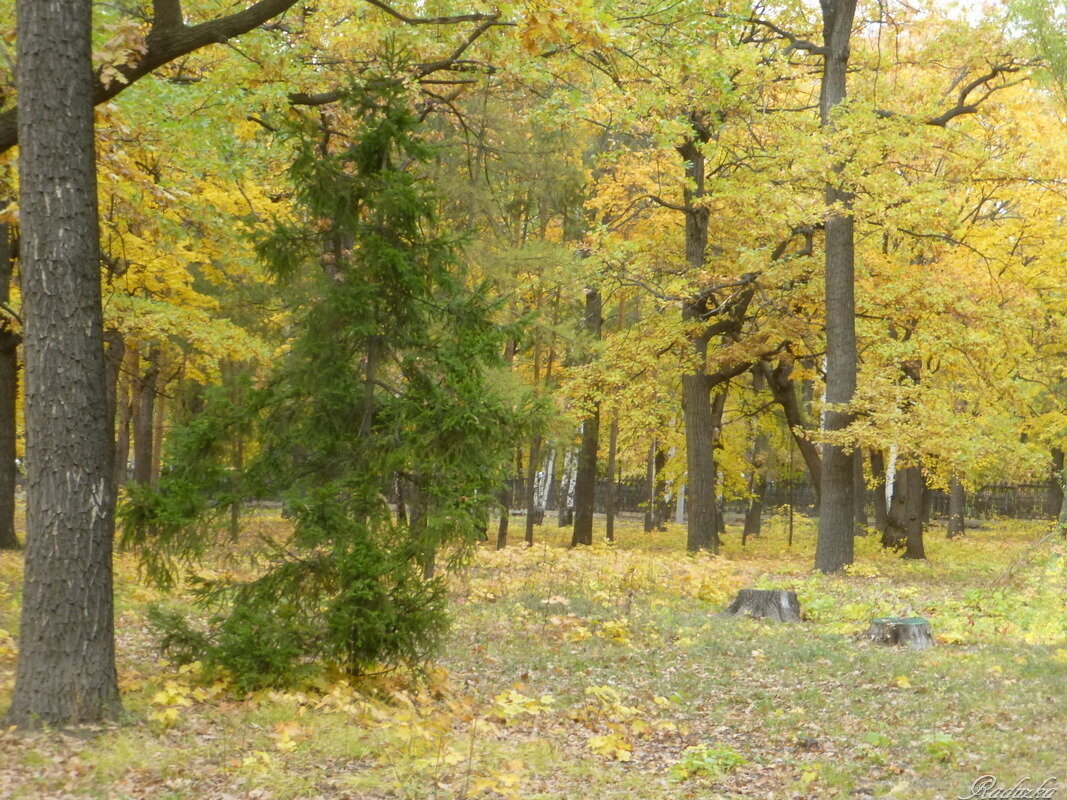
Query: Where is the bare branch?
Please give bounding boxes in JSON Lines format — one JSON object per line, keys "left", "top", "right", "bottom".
{"left": 362, "top": 0, "right": 501, "bottom": 26}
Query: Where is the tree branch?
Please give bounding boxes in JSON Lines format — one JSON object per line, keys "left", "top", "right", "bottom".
{"left": 0, "top": 1, "right": 507, "bottom": 153}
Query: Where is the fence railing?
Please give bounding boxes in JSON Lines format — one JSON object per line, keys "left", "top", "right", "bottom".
{"left": 508, "top": 478, "right": 1060, "bottom": 521}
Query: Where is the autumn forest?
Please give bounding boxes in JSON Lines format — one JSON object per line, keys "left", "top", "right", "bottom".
{"left": 0, "top": 1, "right": 1065, "bottom": 798}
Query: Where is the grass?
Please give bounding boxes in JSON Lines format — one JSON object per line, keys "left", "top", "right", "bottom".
{"left": 0, "top": 510, "right": 1064, "bottom": 799}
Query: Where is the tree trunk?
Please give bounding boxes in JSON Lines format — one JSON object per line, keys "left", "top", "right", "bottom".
{"left": 864, "top": 617, "right": 935, "bottom": 650}
{"left": 885, "top": 464, "right": 926, "bottom": 559}
{"left": 1047, "top": 448, "right": 1065, "bottom": 519}
{"left": 759, "top": 359, "right": 821, "bottom": 499}
{"left": 571, "top": 288, "right": 602, "bottom": 547}
{"left": 814, "top": 0, "right": 860, "bottom": 574}
{"left": 870, "top": 448, "right": 888, "bottom": 534}
{"left": 742, "top": 471, "right": 767, "bottom": 544}
{"left": 604, "top": 413, "right": 619, "bottom": 543}
{"left": 853, "top": 448, "right": 868, "bottom": 535}
{"left": 523, "top": 435, "right": 542, "bottom": 544}
{"left": 742, "top": 369, "right": 769, "bottom": 545}
{"left": 151, "top": 386, "right": 165, "bottom": 485}
{"left": 0, "top": 223, "right": 19, "bottom": 550}
{"left": 644, "top": 440, "right": 657, "bottom": 533}
{"left": 5, "top": 0, "right": 121, "bottom": 726}
{"left": 683, "top": 342, "right": 717, "bottom": 553}
{"left": 720, "top": 589, "right": 801, "bottom": 622}
{"left": 947, "top": 475, "right": 965, "bottom": 539}
{"left": 557, "top": 449, "right": 576, "bottom": 527}
{"left": 653, "top": 447, "right": 669, "bottom": 531}
{"left": 495, "top": 486, "right": 510, "bottom": 550}
{"left": 132, "top": 352, "right": 158, "bottom": 486}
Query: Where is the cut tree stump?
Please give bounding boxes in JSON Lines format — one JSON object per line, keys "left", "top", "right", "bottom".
{"left": 864, "top": 617, "right": 935, "bottom": 650}
{"left": 720, "top": 589, "right": 801, "bottom": 622}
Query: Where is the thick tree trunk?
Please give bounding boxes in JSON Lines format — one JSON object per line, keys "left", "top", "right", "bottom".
{"left": 1047, "top": 448, "right": 1065, "bottom": 519}
{"left": 6, "top": 0, "right": 121, "bottom": 726}
{"left": 0, "top": 223, "right": 19, "bottom": 550}
{"left": 604, "top": 413, "right": 618, "bottom": 543}
{"left": 132, "top": 352, "right": 158, "bottom": 486}
{"left": 870, "top": 448, "right": 888, "bottom": 534}
{"left": 947, "top": 475, "right": 965, "bottom": 539}
{"left": 683, "top": 364, "right": 717, "bottom": 553}
{"left": 814, "top": 0, "right": 859, "bottom": 574}
{"left": 885, "top": 464, "right": 926, "bottom": 558}
{"left": 571, "top": 288, "right": 602, "bottom": 547}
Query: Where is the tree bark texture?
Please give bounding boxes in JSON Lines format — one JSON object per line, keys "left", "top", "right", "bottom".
{"left": 720, "top": 589, "right": 802, "bottom": 623}
{"left": 884, "top": 464, "right": 926, "bottom": 559}
{"left": 815, "top": 0, "right": 859, "bottom": 574}
{"left": 6, "top": 0, "right": 121, "bottom": 726}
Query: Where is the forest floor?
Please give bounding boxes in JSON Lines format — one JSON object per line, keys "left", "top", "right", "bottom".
{"left": 0, "top": 512, "right": 1064, "bottom": 800}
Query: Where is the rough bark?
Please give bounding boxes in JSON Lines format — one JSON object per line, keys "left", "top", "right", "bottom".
{"left": 604, "top": 413, "right": 619, "bottom": 543}
{"left": 1047, "top": 448, "right": 1065, "bottom": 520}
{"left": 884, "top": 464, "right": 926, "bottom": 559}
{"left": 947, "top": 475, "right": 965, "bottom": 539}
{"left": 571, "top": 288, "right": 602, "bottom": 547}
{"left": 869, "top": 448, "right": 888, "bottom": 534}
{"left": 683, "top": 361, "right": 717, "bottom": 552}
{"left": 720, "top": 589, "right": 802, "bottom": 622}
{"left": 5, "top": 0, "right": 121, "bottom": 726}
{"left": 814, "top": 0, "right": 860, "bottom": 574}
{"left": 864, "top": 617, "right": 935, "bottom": 650}
{"left": 0, "top": 223, "right": 19, "bottom": 550}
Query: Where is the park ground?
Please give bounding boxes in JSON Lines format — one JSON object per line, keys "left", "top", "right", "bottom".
{"left": 0, "top": 512, "right": 1064, "bottom": 800}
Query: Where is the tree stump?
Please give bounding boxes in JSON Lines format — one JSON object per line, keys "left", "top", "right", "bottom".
{"left": 720, "top": 589, "right": 801, "bottom": 622}
{"left": 864, "top": 617, "right": 935, "bottom": 650}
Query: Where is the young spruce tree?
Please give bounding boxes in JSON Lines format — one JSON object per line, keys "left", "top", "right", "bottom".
{"left": 123, "top": 74, "right": 536, "bottom": 688}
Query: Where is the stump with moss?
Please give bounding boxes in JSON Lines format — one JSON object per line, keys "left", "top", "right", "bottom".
{"left": 720, "top": 589, "right": 801, "bottom": 622}
{"left": 864, "top": 617, "right": 935, "bottom": 650}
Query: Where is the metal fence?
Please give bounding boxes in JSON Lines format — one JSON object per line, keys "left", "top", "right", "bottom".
{"left": 510, "top": 477, "right": 1059, "bottom": 521}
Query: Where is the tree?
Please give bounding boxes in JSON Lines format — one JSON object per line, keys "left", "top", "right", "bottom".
{"left": 123, "top": 78, "right": 536, "bottom": 686}
{"left": 813, "top": 0, "right": 859, "bottom": 574}
{"left": 5, "top": 0, "right": 121, "bottom": 726}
